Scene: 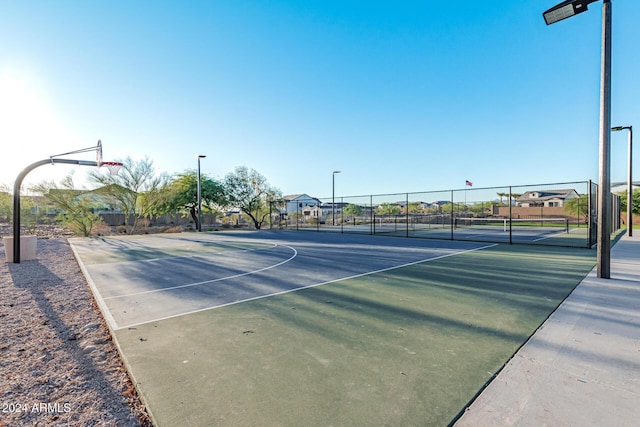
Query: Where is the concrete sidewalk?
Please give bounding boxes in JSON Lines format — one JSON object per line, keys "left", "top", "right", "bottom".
{"left": 456, "top": 233, "right": 640, "bottom": 426}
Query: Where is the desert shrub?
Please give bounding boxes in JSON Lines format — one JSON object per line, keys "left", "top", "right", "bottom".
{"left": 91, "top": 221, "right": 113, "bottom": 236}
{"left": 163, "top": 226, "right": 183, "bottom": 233}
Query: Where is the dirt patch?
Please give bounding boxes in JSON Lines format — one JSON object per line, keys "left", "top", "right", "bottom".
{"left": 0, "top": 234, "right": 152, "bottom": 426}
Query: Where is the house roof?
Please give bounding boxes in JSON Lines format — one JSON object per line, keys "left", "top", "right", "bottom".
{"left": 283, "top": 194, "right": 319, "bottom": 202}
{"left": 517, "top": 189, "right": 577, "bottom": 202}
{"left": 283, "top": 194, "right": 305, "bottom": 200}
{"left": 611, "top": 181, "right": 640, "bottom": 193}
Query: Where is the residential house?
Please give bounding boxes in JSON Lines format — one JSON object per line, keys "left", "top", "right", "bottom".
{"left": 282, "top": 194, "right": 322, "bottom": 215}
{"left": 515, "top": 189, "right": 579, "bottom": 208}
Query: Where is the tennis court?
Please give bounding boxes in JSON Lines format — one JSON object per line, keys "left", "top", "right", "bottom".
{"left": 296, "top": 216, "right": 588, "bottom": 246}
{"left": 70, "top": 230, "right": 596, "bottom": 426}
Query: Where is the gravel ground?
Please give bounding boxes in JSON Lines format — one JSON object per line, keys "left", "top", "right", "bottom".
{"left": 0, "top": 225, "right": 151, "bottom": 426}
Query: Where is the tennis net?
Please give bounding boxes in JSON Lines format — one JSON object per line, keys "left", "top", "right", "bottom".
{"left": 454, "top": 217, "right": 569, "bottom": 233}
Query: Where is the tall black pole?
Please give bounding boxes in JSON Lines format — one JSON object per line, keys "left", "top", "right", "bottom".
{"left": 196, "top": 155, "right": 206, "bottom": 232}
{"left": 597, "top": 0, "right": 612, "bottom": 278}
{"left": 628, "top": 127, "right": 633, "bottom": 237}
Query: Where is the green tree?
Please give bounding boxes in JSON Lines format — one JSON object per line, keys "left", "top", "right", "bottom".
{"left": 343, "top": 204, "right": 363, "bottom": 217}
{"left": 89, "top": 157, "right": 164, "bottom": 233}
{"left": 377, "top": 203, "right": 401, "bottom": 215}
{"left": 406, "top": 202, "right": 422, "bottom": 214}
{"left": 30, "top": 174, "right": 101, "bottom": 236}
{"left": 618, "top": 189, "right": 640, "bottom": 215}
{"left": 0, "top": 184, "right": 12, "bottom": 222}
{"left": 155, "top": 170, "right": 225, "bottom": 229}
{"left": 20, "top": 197, "right": 41, "bottom": 234}
{"left": 467, "top": 202, "right": 488, "bottom": 216}
{"left": 223, "top": 166, "right": 281, "bottom": 229}
{"left": 564, "top": 194, "right": 589, "bottom": 224}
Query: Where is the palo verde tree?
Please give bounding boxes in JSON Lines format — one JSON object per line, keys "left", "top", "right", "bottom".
{"left": 89, "top": 156, "right": 166, "bottom": 234}
{"left": 30, "top": 174, "right": 102, "bottom": 236}
{"left": 223, "top": 166, "right": 282, "bottom": 229}
{"left": 155, "top": 170, "right": 225, "bottom": 229}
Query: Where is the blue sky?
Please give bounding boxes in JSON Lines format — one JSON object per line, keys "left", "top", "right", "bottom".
{"left": 1, "top": 0, "right": 638, "bottom": 199}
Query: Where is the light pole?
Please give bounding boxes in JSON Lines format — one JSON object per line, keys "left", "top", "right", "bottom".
{"left": 612, "top": 125, "right": 633, "bottom": 236}
{"left": 332, "top": 171, "right": 341, "bottom": 226}
{"left": 543, "top": 0, "right": 612, "bottom": 278}
{"left": 197, "top": 155, "right": 206, "bottom": 232}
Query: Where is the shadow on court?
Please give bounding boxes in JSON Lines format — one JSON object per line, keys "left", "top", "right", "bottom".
{"left": 70, "top": 231, "right": 596, "bottom": 426}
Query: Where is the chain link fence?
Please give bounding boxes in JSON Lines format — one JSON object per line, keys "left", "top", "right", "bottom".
{"left": 270, "top": 180, "right": 621, "bottom": 248}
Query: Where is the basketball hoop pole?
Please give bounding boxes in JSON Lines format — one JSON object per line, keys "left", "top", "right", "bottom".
{"left": 11, "top": 158, "right": 97, "bottom": 263}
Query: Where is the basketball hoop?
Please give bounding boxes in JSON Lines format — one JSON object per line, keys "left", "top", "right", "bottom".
{"left": 100, "top": 161, "right": 123, "bottom": 176}
{"left": 95, "top": 140, "right": 122, "bottom": 175}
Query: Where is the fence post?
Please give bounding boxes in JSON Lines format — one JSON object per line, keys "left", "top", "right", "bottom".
{"left": 450, "top": 190, "right": 454, "bottom": 240}
{"left": 406, "top": 193, "right": 409, "bottom": 238}
{"left": 370, "top": 195, "right": 373, "bottom": 235}
{"left": 509, "top": 186, "right": 513, "bottom": 245}
{"left": 340, "top": 197, "right": 344, "bottom": 234}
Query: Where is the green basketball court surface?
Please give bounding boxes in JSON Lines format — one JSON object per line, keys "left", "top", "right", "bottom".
{"left": 69, "top": 230, "right": 597, "bottom": 426}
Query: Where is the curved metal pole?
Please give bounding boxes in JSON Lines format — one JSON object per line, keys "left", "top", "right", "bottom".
{"left": 12, "top": 158, "right": 97, "bottom": 263}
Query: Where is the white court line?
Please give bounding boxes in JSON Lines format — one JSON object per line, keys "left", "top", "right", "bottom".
{"left": 532, "top": 230, "right": 568, "bottom": 242}
{"left": 115, "top": 243, "right": 497, "bottom": 330}
{"left": 104, "top": 244, "right": 297, "bottom": 300}
{"left": 462, "top": 231, "right": 505, "bottom": 240}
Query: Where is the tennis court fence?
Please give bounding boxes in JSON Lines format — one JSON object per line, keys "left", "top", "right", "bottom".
{"left": 269, "top": 180, "right": 621, "bottom": 248}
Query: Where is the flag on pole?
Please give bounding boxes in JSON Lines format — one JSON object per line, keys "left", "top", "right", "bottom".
{"left": 465, "top": 180, "right": 473, "bottom": 187}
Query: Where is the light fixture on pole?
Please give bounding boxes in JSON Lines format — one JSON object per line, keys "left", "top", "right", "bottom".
{"left": 543, "top": 0, "right": 612, "bottom": 278}
{"left": 543, "top": 0, "right": 597, "bottom": 25}
{"left": 612, "top": 125, "right": 633, "bottom": 237}
{"left": 332, "top": 171, "right": 341, "bottom": 226}
{"left": 197, "top": 155, "right": 206, "bottom": 232}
